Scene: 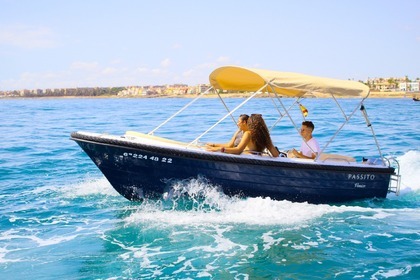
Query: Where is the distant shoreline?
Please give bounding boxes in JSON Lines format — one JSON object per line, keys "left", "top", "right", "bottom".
{"left": 0, "top": 91, "right": 416, "bottom": 100}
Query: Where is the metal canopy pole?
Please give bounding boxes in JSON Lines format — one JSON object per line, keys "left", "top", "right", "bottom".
{"left": 267, "top": 82, "right": 302, "bottom": 134}
{"left": 266, "top": 83, "right": 322, "bottom": 156}
{"left": 188, "top": 84, "right": 269, "bottom": 146}
{"left": 360, "top": 103, "right": 385, "bottom": 164}
{"left": 216, "top": 90, "right": 237, "bottom": 125}
{"left": 268, "top": 98, "right": 299, "bottom": 131}
{"left": 331, "top": 94, "right": 350, "bottom": 121}
{"left": 316, "top": 96, "right": 365, "bottom": 160}
{"left": 148, "top": 87, "right": 212, "bottom": 135}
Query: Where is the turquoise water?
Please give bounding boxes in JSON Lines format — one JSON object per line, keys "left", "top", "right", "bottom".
{"left": 0, "top": 97, "right": 419, "bottom": 279}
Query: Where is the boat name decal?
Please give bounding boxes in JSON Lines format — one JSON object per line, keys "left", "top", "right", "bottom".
{"left": 354, "top": 183, "right": 366, "bottom": 188}
{"left": 122, "top": 152, "right": 173, "bottom": 164}
{"left": 347, "top": 174, "right": 375, "bottom": 180}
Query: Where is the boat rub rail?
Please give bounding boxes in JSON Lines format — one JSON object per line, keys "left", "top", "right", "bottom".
{"left": 70, "top": 131, "right": 395, "bottom": 174}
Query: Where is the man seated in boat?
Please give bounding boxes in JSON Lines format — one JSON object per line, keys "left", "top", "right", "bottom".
{"left": 289, "top": 121, "right": 320, "bottom": 159}
{"left": 206, "top": 114, "right": 249, "bottom": 149}
{"left": 206, "top": 114, "right": 279, "bottom": 157}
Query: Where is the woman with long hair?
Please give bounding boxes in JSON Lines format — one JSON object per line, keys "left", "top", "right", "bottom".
{"left": 206, "top": 114, "right": 249, "bottom": 149}
{"left": 207, "top": 114, "right": 279, "bottom": 157}
{"left": 246, "top": 114, "right": 279, "bottom": 157}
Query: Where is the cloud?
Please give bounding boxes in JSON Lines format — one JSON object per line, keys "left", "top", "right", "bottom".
{"left": 161, "top": 58, "right": 171, "bottom": 68}
{"left": 182, "top": 56, "right": 233, "bottom": 80}
{"left": 216, "top": 56, "right": 230, "bottom": 63}
{"left": 102, "top": 67, "right": 118, "bottom": 75}
{"left": 70, "top": 61, "right": 99, "bottom": 70}
{"left": 1, "top": 58, "right": 223, "bottom": 90}
{"left": 136, "top": 67, "right": 149, "bottom": 73}
{"left": 1, "top": 71, "right": 66, "bottom": 90}
{"left": 0, "top": 60, "right": 169, "bottom": 90}
{"left": 111, "top": 59, "right": 122, "bottom": 64}
{"left": 0, "top": 24, "right": 57, "bottom": 49}
{"left": 172, "top": 43, "right": 182, "bottom": 49}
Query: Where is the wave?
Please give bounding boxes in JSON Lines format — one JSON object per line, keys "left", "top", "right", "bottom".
{"left": 397, "top": 150, "right": 420, "bottom": 192}
{"left": 59, "top": 177, "right": 120, "bottom": 199}
{"left": 28, "top": 149, "right": 417, "bottom": 229}
{"left": 122, "top": 175, "right": 419, "bottom": 227}
{"left": 123, "top": 192, "right": 420, "bottom": 228}
{"left": 27, "top": 175, "right": 416, "bottom": 228}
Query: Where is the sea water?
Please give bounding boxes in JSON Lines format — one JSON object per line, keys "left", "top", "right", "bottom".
{"left": 0, "top": 97, "right": 419, "bottom": 279}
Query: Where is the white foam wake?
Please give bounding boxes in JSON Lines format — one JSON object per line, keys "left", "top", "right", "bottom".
{"left": 397, "top": 150, "right": 420, "bottom": 192}
{"left": 61, "top": 177, "right": 119, "bottom": 198}
{"left": 123, "top": 194, "right": 399, "bottom": 227}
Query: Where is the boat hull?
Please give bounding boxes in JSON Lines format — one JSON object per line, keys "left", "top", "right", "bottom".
{"left": 71, "top": 132, "right": 394, "bottom": 204}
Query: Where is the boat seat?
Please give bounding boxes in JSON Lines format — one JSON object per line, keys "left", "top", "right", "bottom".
{"left": 124, "top": 131, "right": 189, "bottom": 146}
{"left": 319, "top": 153, "right": 356, "bottom": 163}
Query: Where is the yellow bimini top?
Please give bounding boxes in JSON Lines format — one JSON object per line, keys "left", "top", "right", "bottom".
{"left": 209, "top": 66, "right": 370, "bottom": 98}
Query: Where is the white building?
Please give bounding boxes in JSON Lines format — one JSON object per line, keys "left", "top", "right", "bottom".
{"left": 399, "top": 81, "right": 420, "bottom": 92}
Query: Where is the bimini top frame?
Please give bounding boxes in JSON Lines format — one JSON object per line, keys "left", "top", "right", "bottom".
{"left": 149, "top": 65, "right": 386, "bottom": 165}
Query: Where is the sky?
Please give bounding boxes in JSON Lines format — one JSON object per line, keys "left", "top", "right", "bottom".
{"left": 0, "top": 0, "right": 419, "bottom": 91}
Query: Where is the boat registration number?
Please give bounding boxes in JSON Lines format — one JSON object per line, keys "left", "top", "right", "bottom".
{"left": 122, "top": 152, "right": 173, "bottom": 164}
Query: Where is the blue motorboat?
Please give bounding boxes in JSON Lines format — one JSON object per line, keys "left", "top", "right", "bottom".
{"left": 71, "top": 66, "right": 401, "bottom": 203}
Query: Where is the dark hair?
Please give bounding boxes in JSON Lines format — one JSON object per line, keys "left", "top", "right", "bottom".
{"left": 239, "top": 114, "right": 249, "bottom": 122}
{"left": 302, "top": 121, "right": 314, "bottom": 131}
{"left": 247, "top": 114, "right": 274, "bottom": 152}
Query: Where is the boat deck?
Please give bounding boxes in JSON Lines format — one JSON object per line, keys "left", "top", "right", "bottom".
{"left": 119, "top": 131, "right": 384, "bottom": 169}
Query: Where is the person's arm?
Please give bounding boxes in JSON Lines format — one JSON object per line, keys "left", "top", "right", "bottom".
{"left": 292, "top": 149, "right": 316, "bottom": 159}
{"left": 207, "top": 131, "right": 250, "bottom": 154}
{"left": 267, "top": 143, "right": 280, "bottom": 157}
{"left": 291, "top": 138, "right": 319, "bottom": 159}
{"left": 206, "top": 130, "right": 240, "bottom": 148}
{"left": 311, "top": 138, "right": 321, "bottom": 159}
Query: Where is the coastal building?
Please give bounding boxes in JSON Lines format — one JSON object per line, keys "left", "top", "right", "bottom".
{"left": 2, "top": 76, "right": 419, "bottom": 98}
{"left": 197, "top": 84, "right": 211, "bottom": 93}
{"left": 366, "top": 77, "right": 420, "bottom": 92}
{"left": 399, "top": 81, "right": 420, "bottom": 92}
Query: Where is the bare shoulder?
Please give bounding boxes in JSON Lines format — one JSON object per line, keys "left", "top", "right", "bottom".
{"left": 243, "top": 131, "right": 251, "bottom": 137}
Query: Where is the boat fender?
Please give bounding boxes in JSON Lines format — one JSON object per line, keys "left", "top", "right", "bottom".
{"left": 362, "top": 157, "right": 384, "bottom": 165}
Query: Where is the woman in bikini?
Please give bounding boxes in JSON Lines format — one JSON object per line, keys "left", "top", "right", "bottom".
{"left": 207, "top": 114, "right": 279, "bottom": 157}
{"left": 206, "top": 114, "right": 249, "bottom": 149}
